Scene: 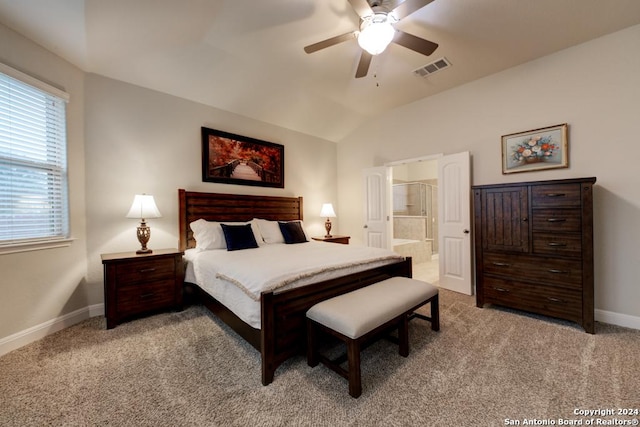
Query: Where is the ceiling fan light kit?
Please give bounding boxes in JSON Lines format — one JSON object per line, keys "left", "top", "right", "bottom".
{"left": 357, "top": 13, "right": 396, "bottom": 55}
{"left": 304, "top": 0, "right": 438, "bottom": 78}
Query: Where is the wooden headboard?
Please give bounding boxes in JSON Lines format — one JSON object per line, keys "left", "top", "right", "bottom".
{"left": 178, "top": 189, "right": 304, "bottom": 251}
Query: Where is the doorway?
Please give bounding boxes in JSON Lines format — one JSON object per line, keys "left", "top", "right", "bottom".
{"left": 363, "top": 151, "right": 472, "bottom": 294}
{"left": 391, "top": 159, "right": 439, "bottom": 284}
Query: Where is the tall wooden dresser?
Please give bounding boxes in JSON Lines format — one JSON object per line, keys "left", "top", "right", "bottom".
{"left": 473, "top": 177, "right": 596, "bottom": 333}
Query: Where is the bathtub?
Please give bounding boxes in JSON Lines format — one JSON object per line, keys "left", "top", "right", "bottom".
{"left": 392, "top": 238, "right": 420, "bottom": 246}
{"left": 392, "top": 238, "right": 432, "bottom": 263}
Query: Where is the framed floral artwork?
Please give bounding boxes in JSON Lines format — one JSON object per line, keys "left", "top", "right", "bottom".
{"left": 201, "top": 127, "right": 284, "bottom": 188}
{"left": 501, "top": 123, "right": 568, "bottom": 174}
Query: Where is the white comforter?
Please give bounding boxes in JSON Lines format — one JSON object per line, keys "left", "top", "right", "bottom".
{"left": 191, "top": 241, "right": 403, "bottom": 302}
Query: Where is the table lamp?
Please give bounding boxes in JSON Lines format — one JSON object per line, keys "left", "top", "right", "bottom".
{"left": 320, "top": 203, "right": 336, "bottom": 238}
{"left": 126, "top": 194, "right": 162, "bottom": 254}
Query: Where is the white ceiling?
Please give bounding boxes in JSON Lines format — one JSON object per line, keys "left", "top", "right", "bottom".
{"left": 1, "top": 0, "right": 640, "bottom": 142}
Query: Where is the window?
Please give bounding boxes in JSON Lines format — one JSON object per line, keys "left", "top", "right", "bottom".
{"left": 0, "top": 63, "right": 70, "bottom": 250}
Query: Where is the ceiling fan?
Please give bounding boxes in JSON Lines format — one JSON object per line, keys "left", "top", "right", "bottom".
{"left": 304, "top": 0, "right": 439, "bottom": 78}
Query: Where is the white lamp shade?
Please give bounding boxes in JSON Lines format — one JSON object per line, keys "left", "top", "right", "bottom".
{"left": 357, "top": 16, "right": 395, "bottom": 55}
{"left": 320, "top": 203, "right": 336, "bottom": 218}
{"left": 126, "top": 194, "right": 162, "bottom": 219}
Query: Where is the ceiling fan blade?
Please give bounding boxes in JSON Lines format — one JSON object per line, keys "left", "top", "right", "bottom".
{"left": 304, "top": 31, "right": 357, "bottom": 54}
{"left": 348, "top": 0, "right": 373, "bottom": 19}
{"left": 393, "top": 30, "right": 438, "bottom": 56}
{"left": 355, "top": 51, "right": 372, "bottom": 78}
{"left": 391, "top": 0, "right": 435, "bottom": 20}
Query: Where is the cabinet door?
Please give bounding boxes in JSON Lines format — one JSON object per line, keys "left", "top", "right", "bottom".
{"left": 481, "top": 186, "right": 529, "bottom": 253}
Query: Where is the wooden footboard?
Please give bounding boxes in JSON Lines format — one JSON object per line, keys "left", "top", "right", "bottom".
{"left": 260, "top": 257, "right": 412, "bottom": 385}
{"left": 187, "top": 257, "right": 412, "bottom": 385}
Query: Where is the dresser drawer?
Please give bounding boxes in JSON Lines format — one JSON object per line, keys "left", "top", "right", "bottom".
{"left": 532, "top": 233, "right": 582, "bottom": 258}
{"left": 116, "top": 258, "right": 176, "bottom": 285}
{"left": 116, "top": 280, "right": 176, "bottom": 316}
{"left": 532, "top": 208, "right": 581, "bottom": 232}
{"left": 532, "top": 184, "right": 581, "bottom": 207}
{"left": 483, "top": 252, "right": 582, "bottom": 289}
{"left": 483, "top": 277, "right": 582, "bottom": 322}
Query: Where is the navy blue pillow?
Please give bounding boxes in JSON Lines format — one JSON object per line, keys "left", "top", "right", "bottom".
{"left": 278, "top": 221, "right": 308, "bottom": 244}
{"left": 220, "top": 223, "right": 259, "bottom": 251}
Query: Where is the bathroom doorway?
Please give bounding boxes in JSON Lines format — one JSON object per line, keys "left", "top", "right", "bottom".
{"left": 391, "top": 159, "right": 439, "bottom": 284}
{"left": 364, "top": 152, "right": 471, "bottom": 292}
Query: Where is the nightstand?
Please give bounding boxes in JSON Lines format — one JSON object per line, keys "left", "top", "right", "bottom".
{"left": 312, "top": 235, "right": 350, "bottom": 244}
{"left": 101, "top": 248, "right": 184, "bottom": 329}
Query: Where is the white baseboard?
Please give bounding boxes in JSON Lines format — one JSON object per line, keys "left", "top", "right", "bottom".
{"left": 0, "top": 303, "right": 104, "bottom": 357}
{"left": 596, "top": 309, "right": 640, "bottom": 330}
{"left": 89, "top": 303, "right": 105, "bottom": 318}
{"left": 0, "top": 303, "right": 637, "bottom": 358}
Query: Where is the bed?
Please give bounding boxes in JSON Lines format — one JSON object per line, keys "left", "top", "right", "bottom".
{"left": 178, "top": 189, "right": 412, "bottom": 385}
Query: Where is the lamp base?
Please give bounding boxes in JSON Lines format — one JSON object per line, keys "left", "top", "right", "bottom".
{"left": 136, "top": 221, "right": 152, "bottom": 254}
{"left": 324, "top": 218, "right": 333, "bottom": 238}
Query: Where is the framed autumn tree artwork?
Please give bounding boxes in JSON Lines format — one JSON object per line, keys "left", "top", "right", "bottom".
{"left": 201, "top": 127, "right": 284, "bottom": 188}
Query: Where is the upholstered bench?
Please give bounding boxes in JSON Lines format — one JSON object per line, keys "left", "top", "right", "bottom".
{"left": 306, "top": 276, "right": 439, "bottom": 398}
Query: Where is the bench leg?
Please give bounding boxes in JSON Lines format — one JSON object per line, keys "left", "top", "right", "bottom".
{"left": 307, "top": 319, "right": 319, "bottom": 367}
{"left": 431, "top": 294, "right": 440, "bottom": 332}
{"left": 399, "top": 314, "right": 409, "bottom": 357}
{"left": 347, "top": 340, "right": 362, "bottom": 398}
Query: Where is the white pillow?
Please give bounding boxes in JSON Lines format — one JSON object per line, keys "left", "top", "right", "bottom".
{"left": 248, "top": 219, "right": 265, "bottom": 246}
{"left": 190, "top": 219, "right": 225, "bottom": 250}
{"left": 254, "top": 218, "right": 284, "bottom": 244}
{"left": 190, "top": 219, "right": 264, "bottom": 250}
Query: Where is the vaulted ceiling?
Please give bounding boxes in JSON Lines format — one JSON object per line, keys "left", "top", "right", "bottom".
{"left": 1, "top": 0, "right": 640, "bottom": 142}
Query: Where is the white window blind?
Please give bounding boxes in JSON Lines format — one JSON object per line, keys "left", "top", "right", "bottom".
{"left": 0, "top": 64, "right": 70, "bottom": 246}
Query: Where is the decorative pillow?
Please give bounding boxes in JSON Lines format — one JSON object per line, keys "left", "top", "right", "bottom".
{"left": 190, "top": 219, "right": 263, "bottom": 250}
{"left": 189, "top": 219, "right": 225, "bottom": 250}
{"left": 254, "top": 218, "right": 285, "bottom": 244}
{"left": 220, "top": 223, "right": 259, "bottom": 251}
{"left": 278, "top": 221, "right": 308, "bottom": 244}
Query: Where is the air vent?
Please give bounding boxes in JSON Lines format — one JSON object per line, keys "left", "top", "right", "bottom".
{"left": 413, "top": 57, "right": 451, "bottom": 77}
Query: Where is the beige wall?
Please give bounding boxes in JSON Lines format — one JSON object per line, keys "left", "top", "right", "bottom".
{"left": 83, "top": 74, "right": 338, "bottom": 299}
{"left": 0, "top": 24, "right": 337, "bottom": 347}
{"left": 0, "top": 24, "right": 88, "bottom": 339}
{"left": 337, "top": 24, "right": 640, "bottom": 320}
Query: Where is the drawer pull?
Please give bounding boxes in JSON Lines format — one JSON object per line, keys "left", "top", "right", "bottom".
{"left": 546, "top": 218, "right": 566, "bottom": 223}
{"left": 545, "top": 193, "right": 566, "bottom": 197}
{"left": 139, "top": 268, "right": 157, "bottom": 274}
{"left": 548, "top": 269, "right": 568, "bottom": 274}
{"left": 546, "top": 296, "right": 565, "bottom": 303}
{"left": 547, "top": 242, "right": 567, "bottom": 247}
{"left": 492, "top": 262, "right": 511, "bottom": 267}
{"left": 140, "top": 292, "right": 156, "bottom": 299}
{"left": 493, "top": 287, "right": 510, "bottom": 293}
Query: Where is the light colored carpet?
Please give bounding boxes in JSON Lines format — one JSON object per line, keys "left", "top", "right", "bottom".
{"left": 1, "top": 289, "right": 639, "bottom": 427}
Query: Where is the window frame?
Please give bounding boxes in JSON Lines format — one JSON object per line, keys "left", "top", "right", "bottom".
{"left": 0, "top": 63, "right": 72, "bottom": 254}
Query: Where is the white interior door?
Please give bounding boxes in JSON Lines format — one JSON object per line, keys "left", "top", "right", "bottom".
{"left": 363, "top": 166, "right": 391, "bottom": 249}
{"left": 438, "top": 151, "right": 473, "bottom": 295}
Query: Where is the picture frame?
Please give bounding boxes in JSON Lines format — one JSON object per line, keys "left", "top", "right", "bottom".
{"left": 202, "top": 127, "right": 284, "bottom": 188}
{"left": 501, "top": 123, "right": 568, "bottom": 174}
